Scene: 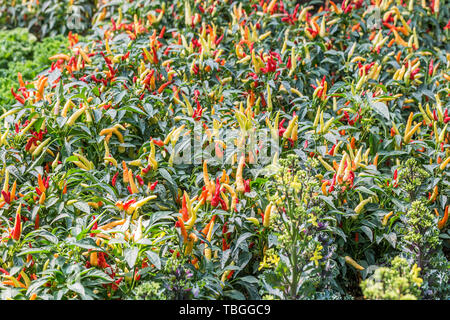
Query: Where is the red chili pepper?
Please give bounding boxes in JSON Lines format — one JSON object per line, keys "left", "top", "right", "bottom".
{"left": 151, "top": 46, "right": 159, "bottom": 64}
{"left": 0, "top": 268, "right": 9, "bottom": 275}
{"left": 328, "top": 144, "right": 336, "bottom": 155}
{"left": 222, "top": 238, "right": 229, "bottom": 251}
{"left": 211, "top": 178, "right": 221, "bottom": 207}
{"left": 11, "top": 205, "right": 22, "bottom": 241}
{"left": 328, "top": 173, "right": 337, "bottom": 193}
{"left": 136, "top": 175, "right": 144, "bottom": 186}
{"left": 444, "top": 19, "right": 450, "bottom": 30}
{"left": 347, "top": 171, "right": 355, "bottom": 188}
{"left": 143, "top": 70, "right": 155, "bottom": 86}
{"left": 180, "top": 194, "right": 189, "bottom": 221}
{"left": 90, "top": 216, "right": 98, "bottom": 237}
{"left": 244, "top": 179, "right": 251, "bottom": 193}
{"left": 11, "top": 88, "right": 25, "bottom": 104}
{"left": 215, "top": 34, "right": 224, "bottom": 46}
{"left": 111, "top": 172, "right": 119, "bottom": 187}
{"left": 123, "top": 199, "right": 136, "bottom": 211}
{"left": 150, "top": 181, "right": 158, "bottom": 191}
{"left": 218, "top": 197, "right": 228, "bottom": 211}
{"left": 1, "top": 190, "right": 10, "bottom": 204}
{"left": 159, "top": 26, "right": 166, "bottom": 39}
{"left": 192, "top": 100, "right": 203, "bottom": 120}
{"left": 428, "top": 59, "right": 434, "bottom": 76}
{"left": 278, "top": 119, "right": 286, "bottom": 136}
{"left": 98, "top": 252, "right": 108, "bottom": 269}
{"left": 152, "top": 138, "right": 165, "bottom": 147}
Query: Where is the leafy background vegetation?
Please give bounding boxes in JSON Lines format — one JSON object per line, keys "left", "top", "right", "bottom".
{"left": 0, "top": 0, "right": 448, "bottom": 300}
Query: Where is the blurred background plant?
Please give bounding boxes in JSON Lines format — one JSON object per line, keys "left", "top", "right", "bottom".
{"left": 0, "top": 0, "right": 98, "bottom": 39}
{"left": 0, "top": 28, "right": 68, "bottom": 106}
{"left": 360, "top": 256, "right": 423, "bottom": 300}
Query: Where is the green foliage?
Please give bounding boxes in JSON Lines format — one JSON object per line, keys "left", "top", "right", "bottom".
{"left": 0, "top": 0, "right": 97, "bottom": 38}
{"left": 397, "top": 158, "right": 430, "bottom": 201}
{"left": 259, "top": 154, "right": 344, "bottom": 299}
{"left": 397, "top": 199, "right": 450, "bottom": 299}
{"left": 134, "top": 281, "right": 166, "bottom": 300}
{"left": 0, "top": 28, "right": 68, "bottom": 105}
{"left": 0, "top": 0, "right": 449, "bottom": 301}
{"left": 361, "top": 256, "right": 423, "bottom": 300}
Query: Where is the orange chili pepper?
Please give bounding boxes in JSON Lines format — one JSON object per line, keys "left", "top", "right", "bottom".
{"left": 352, "top": 23, "right": 360, "bottom": 32}
{"left": 18, "top": 72, "right": 25, "bottom": 87}
{"left": 321, "top": 181, "right": 329, "bottom": 195}
{"left": 434, "top": 208, "right": 440, "bottom": 217}
{"left": 11, "top": 204, "right": 22, "bottom": 241}
{"left": 387, "top": 38, "right": 395, "bottom": 47}
{"left": 122, "top": 161, "right": 129, "bottom": 183}
{"left": 180, "top": 194, "right": 189, "bottom": 222}
{"left": 373, "top": 154, "right": 379, "bottom": 167}
{"left": 201, "top": 215, "right": 216, "bottom": 237}
{"left": 438, "top": 206, "right": 449, "bottom": 230}
{"left": 177, "top": 217, "right": 188, "bottom": 242}
{"left": 38, "top": 174, "right": 46, "bottom": 193}
{"left": 157, "top": 81, "right": 171, "bottom": 94}
{"left": 350, "top": 137, "right": 356, "bottom": 149}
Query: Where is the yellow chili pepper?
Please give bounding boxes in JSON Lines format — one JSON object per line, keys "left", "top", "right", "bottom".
{"left": 66, "top": 105, "right": 87, "bottom": 126}
{"left": 403, "top": 122, "right": 422, "bottom": 144}
{"left": 263, "top": 202, "right": 273, "bottom": 228}
{"left": 126, "top": 195, "right": 157, "bottom": 215}
{"left": 439, "top": 156, "right": 450, "bottom": 171}
{"left": 429, "top": 185, "right": 438, "bottom": 203}
{"left": 0, "top": 108, "right": 20, "bottom": 121}
{"left": 354, "top": 197, "right": 372, "bottom": 214}
{"left": 382, "top": 211, "right": 394, "bottom": 226}
{"left": 282, "top": 115, "right": 298, "bottom": 140}
{"left": 235, "top": 155, "right": 246, "bottom": 193}
{"left": 318, "top": 156, "right": 335, "bottom": 172}
{"left": 345, "top": 256, "right": 364, "bottom": 270}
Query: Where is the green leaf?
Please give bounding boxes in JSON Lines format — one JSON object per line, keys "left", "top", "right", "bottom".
{"left": 384, "top": 232, "right": 397, "bottom": 248}
{"left": 371, "top": 101, "right": 390, "bottom": 121}
{"left": 124, "top": 247, "right": 139, "bottom": 269}
{"left": 359, "top": 226, "right": 373, "bottom": 242}
{"left": 146, "top": 250, "right": 161, "bottom": 270}
{"left": 73, "top": 201, "right": 91, "bottom": 214}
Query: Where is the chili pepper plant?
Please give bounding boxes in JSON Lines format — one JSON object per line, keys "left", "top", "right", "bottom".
{"left": 0, "top": 0, "right": 449, "bottom": 300}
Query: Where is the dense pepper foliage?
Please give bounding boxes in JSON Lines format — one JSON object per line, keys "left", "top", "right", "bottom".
{"left": 0, "top": 0, "right": 449, "bottom": 300}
